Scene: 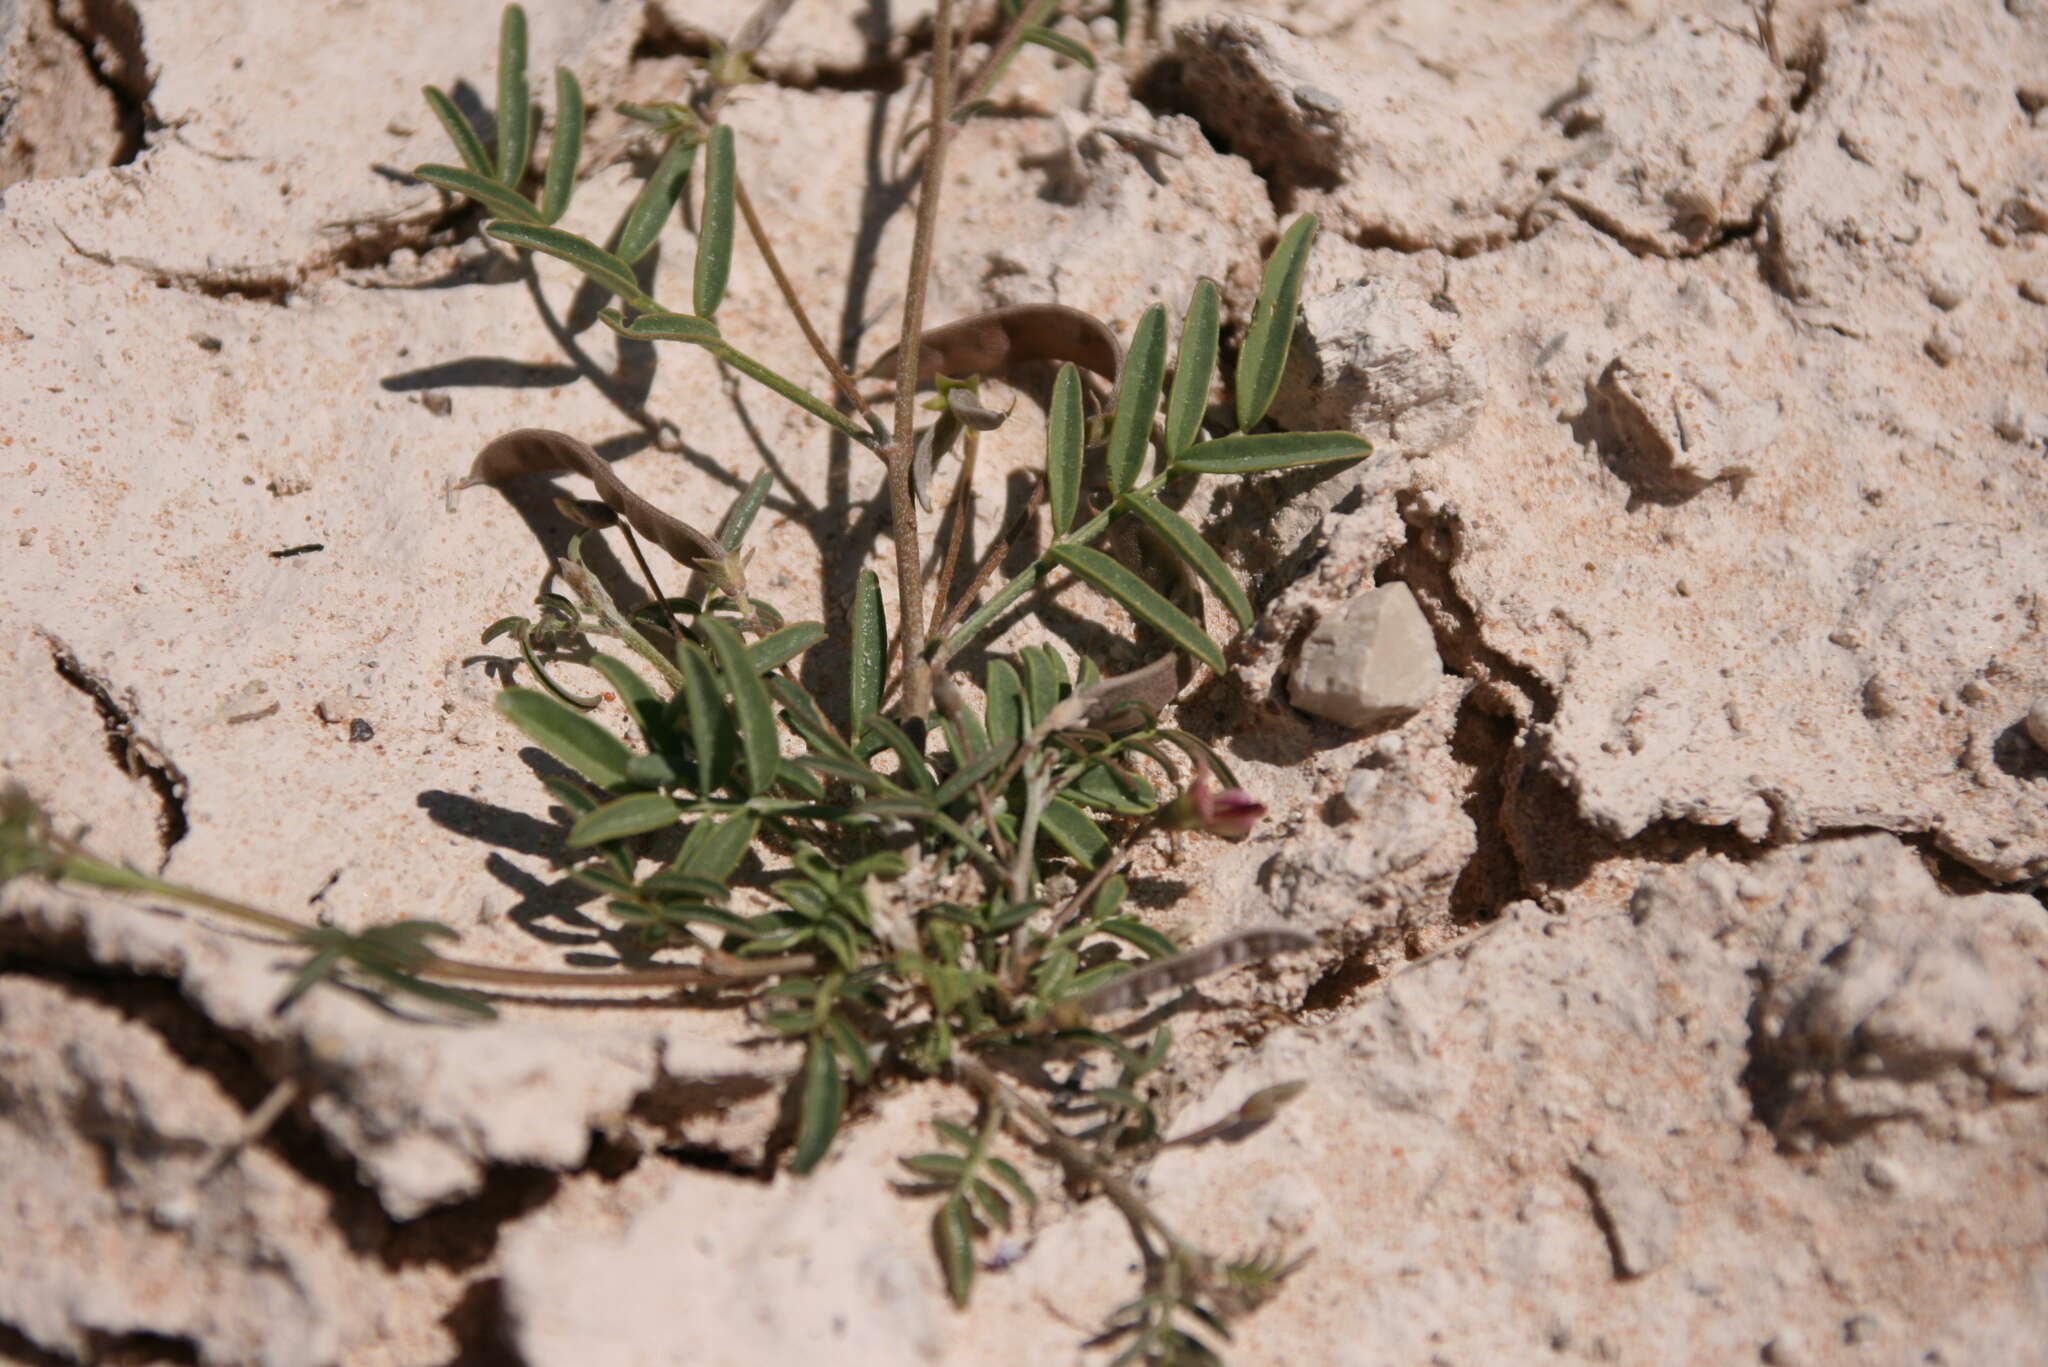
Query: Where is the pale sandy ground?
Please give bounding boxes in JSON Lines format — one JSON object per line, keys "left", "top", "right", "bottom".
{"left": 2, "top": 1, "right": 2046, "bottom": 1363}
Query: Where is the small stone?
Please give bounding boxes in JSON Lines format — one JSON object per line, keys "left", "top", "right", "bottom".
{"left": 1843, "top": 1313, "right": 1881, "bottom": 1345}
{"left": 2020, "top": 276, "right": 2048, "bottom": 305}
{"left": 2026, "top": 698, "right": 2048, "bottom": 750}
{"left": 1863, "top": 1157, "right": 1905, "bottom": 1193}
{"left": 1761, "top": 1327, "right": 1809, "bottom": 1365}
{"left": 348, "top": 719, "right": 375, "bottom": 743}
{"left": 1337, "top": 768, "right": 1382, "bottom": 820}
{"left": 1924, "top": 325, "right": 1960, "bottom": 367}
{"left": 1289, "top": 583, "right": 1445, "bottom": 729}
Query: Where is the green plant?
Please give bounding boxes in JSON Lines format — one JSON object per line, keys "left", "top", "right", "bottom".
{"left": 4, "top": 4, "right": 1375, "bottom": 1359}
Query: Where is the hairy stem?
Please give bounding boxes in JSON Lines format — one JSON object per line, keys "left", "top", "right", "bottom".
{"left": 886, "top": 0, "right": 960, "bottom": 720}
{"left": 735, "top": 174, "right": 879, "bottom": 433}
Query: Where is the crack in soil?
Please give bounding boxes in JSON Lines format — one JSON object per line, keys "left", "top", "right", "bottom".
{"left": 46, "top": 0, "right": 152, "bottom": 166}
{"left": 42, "top": 634, "right": 189, "bottom": 861}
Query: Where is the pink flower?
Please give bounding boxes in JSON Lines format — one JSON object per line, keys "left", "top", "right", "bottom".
{"left": 1163, "top": 759, "right": 1265, "bottom": 840}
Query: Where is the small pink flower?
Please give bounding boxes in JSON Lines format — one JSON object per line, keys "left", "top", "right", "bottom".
{"left": 1163, "top": 759, "right": 1265, "bottom": 840}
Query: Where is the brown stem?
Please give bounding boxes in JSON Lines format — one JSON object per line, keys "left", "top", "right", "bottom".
{"left": 931, "top": 474, "right": 1045, "bottom": 642}
{"left": 617, "top": 520, "right": 686, "bottom": 644}
{"left": 952, "top": 0, "right": 1059, "bottom": 120}
{"left": 886, "top": 0, "right": 960, "bottom": 720}
{"left": 735, "top": 175, "right": 878, "bottom": 432}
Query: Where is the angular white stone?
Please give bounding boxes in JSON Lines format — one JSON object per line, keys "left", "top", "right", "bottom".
{"left": 1289, "top": 582, "right": 1444, "bottom": 729}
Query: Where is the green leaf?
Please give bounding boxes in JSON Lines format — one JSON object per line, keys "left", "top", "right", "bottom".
{"left": 1090, "top": 874, "right": 1129, "bottom": 920}
{"left": 714, "top": 343, "right": 881, "bottom": 447}
{"left": 935, "top": 1197, "right": 976, "bottom": 1306}
{"left": 541, "top": 66, "right": 584, "bottom": 223}
{"left": 1175, "top": 430, "right": 1371, "bottom": 475}
{"left": 1020, "top": 645, "right": 1062, "bottom": 727}
{"left": 414, "top": 164, "right": 544, "bottom": 224}
{"left": 1166, "top": 278, "right": 1220, "bottom": 459}
{"left": 849, "top": 569, "right": 886, "bottom": 740}
{"left": 495, "top": 4, "right": 531, "bottom": 188}
{"left": 700, "top": 617, "right": 779, "bottom": 798}
{"left": 967, "top": 1175, "right": 1013, "bottom": 1230}
{"left": 672, "top": 811, "right": 759, "bottom": 884}
{"left": 1098, "top": 915, "right": 1178, "bottom": 960}
{"left": 1236, "top": 213, "right": 1317, "bottom": 430}
{"left": 695, "top": 124, "right": 736, "bottom": 317}
{"left": 569, "top": 792, "right": 682, "bottom": 846}
{"left": 495, "top": 687, "right": 633, "bottom": 788}
{"left": 421, "top": 86, "right": 494, "bottom": 178}
{"left": 901, "top": 1152, "right": 968, "bottom": 1181}
{"left": 824, "top": 1014, "right": 873, "bottom": 1083}
{"left": 1121, "top": 491, "right": 1254, "bottom": 628}
{"left": 985, "top": 1155, "right": 1036, "bottom": 1212}
{"left": 720, "top": 469, "right": 776, "bottom": 551}
{"left": 932, "top": 739, "right": 1015, "bottom": 809}
{"left": 1046, "top": 362, "right": 1084, "bottom": 536}
{"left": 605, "top": 310, "right": 718, "bottom": 346}
{"left": 933, "top": 1118, "right": 978, "bottom": 1151}
{"left": 1038, "top": 796, "right": 1109, "bottom": 866}
{"left": 1021, "top": 26, "right": 1096, "bottom": 68}
{"left": 790, "top": 1036, "right": 844, "bottom": 1174}
{"left": 618, "top": 133, "right": 698, "bottom": 265}
{"left": 674, "top": 640, "right": 738, "bottom": 794}
{"left": 1068, "top": 763, "right": 1157, "bottom": 815}
{"left": 488, "top": 221, "right": 655, "bottom": 311}
{"left": 1107, "top": 304, "right": 1167, "bottom": 493}
{"left": 984, "top": 658, "right": 1025, "bottom": 750}
{"left": 587, "top": 653, "right": 668, "bottom": 752}
{"left": 750, "top": 621, "right": 824, "bottom": 674}
{"left": 1049, "top": 544, "right": 1224, "bottom": 673}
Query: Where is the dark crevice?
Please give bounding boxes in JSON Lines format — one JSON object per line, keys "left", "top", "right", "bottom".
{"left": 44, "top": 634, "right": 189, "bottom": 859}
{"left": 47, "top": 0, "right": 152, "bottom": 166}
{"left": 0, "top": 956, "right": 563, "bottom": 1275}
{"left": 1446, "top": 699, "right": 1523, "bottom": 923}
{"left": 441, "top": 1277, "right": 528, "bottom": 1367}
{"left": 0, "top": 1319, "right": 197, "bottom": 1367}
{"left": 1297, "top": 950, "right": 1382, "bottom": 1015}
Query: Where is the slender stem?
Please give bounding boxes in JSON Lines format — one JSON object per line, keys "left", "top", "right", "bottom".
{"left": 929, "top": 426, "right": 979, "bottom": 631}
{"left": 887, "top": 0, "right": 960, "bottom": 720}
{"left": 735, "top": 174, "right": 878, "bottom": 430}
{"left": 954, "top": 1051, "right": 1198, "bottom": 1260}
{"left": 930, "top": 474, "right": 1044, "bottom": 643}
{"left": 953, "top": 0, "right": 1058, "bottom": 120}
{"left": 617, "top": 521, "right": 686, "bottom": 644}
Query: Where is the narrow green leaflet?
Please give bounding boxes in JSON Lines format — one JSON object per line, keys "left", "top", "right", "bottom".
{"left": 1165, "top": 279, "right": 1220, "bottom": 460}
{"left": 984, "top": 658, "right": 1025, "bottom": 749}
{"left": 674, "top": 640, "right": 738, "bottom": 794}
{"left": 1236, "top": 213, "right": 1317, "bottom": 430}
{"left": 1107, "top": 304, "right": 1167, "bottom": 493}
{"left": 700, "top": 617, "right": 779, "bottom": 798}
{"left": 750, "top": 621, "right": 825, "bottom": 674}
{"left": 487, "top": 222, "right": 655, "bottom": 311}
{"left": 421, "top": 86, "right": 494, "bottom": 179}
{"left": 931, "top": 739, "right": 1015, "bottom": 809}
{"left": 1098, "top": 916, "right": 1179, "bottom": 960}
{"left": 569, "top": 793, "right": 681, "bottom": 846}
{"left": 936, "top": 1197, "right": 976, "bottom": 1306}
{"left": 495, "top": 3, "right": 530, "bottom": 188}
{"left": 1046, "top": 362, "right": 1084, "bottom": 536}
{"left": 720, "top": 468, "right": 776, "bottom": 550}
{"left": 1020, "top": 645, "right": 1062, "bottom": 726}
{"left": 713, "top": 344, "right": 879, "bottom": 446}
{"left": 495, "top": 687, "right": 633, "bottom": 788}
{"left": 1021, "top": 26, "right": 1095, "bottom": 68}
{"left": 587, "top": 653, "right": 668, "bottom": 751}
{"left": 695, "top": 124, "right": 736, "bottom": 318}
{"left": 1121, "top": 491, "right": 1254, "bottom": 628}
{"left": 849, "top": 568, "right": 885, "bottom": 739}
{"left": 864, "top": 716, "right": 938, "bottom": 796}
{"left": 1173, "top": 430, "right": 1371, "bottom": 475}
{"left": 790, "top": 1036, "right": 844, "bottom": 1173}
{"left": 1050, "top": 544, "right": 1224, "bottom": 673}
{"left": 618, "top": 134, "right": 698, "bottom": 265}
{"left": 540, "top": 66, "right": 584, "bottom": 223}
{"left": 414, "top": 164, "right": 543, "bottom": 224}
{"left": 1038, "top": 796, "right": 1109, "bottom": 866}
{"left": 674, "top": 812, "right": 759, "bottom": 883}
{"left": 613, "top": 309, "right": 721, "bottom": 344}
{"left": 985, "top": 1155, "right": 1036, "bottom": 1212}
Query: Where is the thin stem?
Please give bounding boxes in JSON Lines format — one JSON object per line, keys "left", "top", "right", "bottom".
{"left": 930, "top": 474, "right": 1044, "bottom": 643}
{"left": 617, "top": 521, "right": 686, "bottom": 644}
{"left": 954, "top": 1051, "right": 1198, "bottom": 1260}
{"left": 734, "top": 174, "right": 880, "bottom": 431}
{"left": 929, "top": 426, "right": 979, "bottom": 632}
{"left": 886, "top": 0, "right": 960, "bottom": 720}
{"left": 953, "top": 0, "right": 1058, "bottom": 120}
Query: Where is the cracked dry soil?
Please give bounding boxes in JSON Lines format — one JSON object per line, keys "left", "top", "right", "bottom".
{"left": 4, "top": 1, "right": 2048, "bottom": 1364}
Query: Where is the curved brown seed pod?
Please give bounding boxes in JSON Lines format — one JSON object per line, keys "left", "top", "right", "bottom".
{"left": 456, "top": 428, "right": 728, "bottom": 569}
{"left": 865, "top": 303, "right": 1122, "bottom": 386}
